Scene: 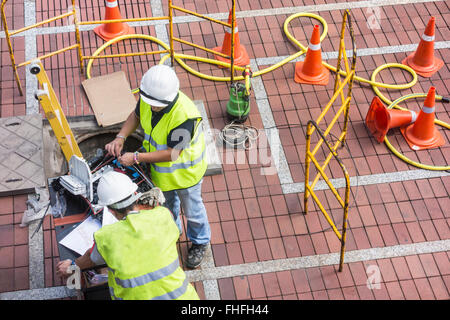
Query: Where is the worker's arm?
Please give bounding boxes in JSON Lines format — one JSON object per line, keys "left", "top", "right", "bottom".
{"left": 118, "top": 122, "right": 195, "bottom": 166}
{"left": 118, "top": 148, "right": 181, "bottom": 166}
{"left": 56, "top": 248, "right": 96, "bottom": 278}
{"left": 105, "top": 111, "right": 140, "bottom": 157}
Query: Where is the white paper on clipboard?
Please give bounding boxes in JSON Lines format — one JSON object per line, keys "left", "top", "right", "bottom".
{"left": 59, "top": 216, "right": 102, "bottom": 255}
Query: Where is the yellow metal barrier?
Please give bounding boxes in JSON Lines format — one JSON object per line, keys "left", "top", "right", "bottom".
{"left": 168, "top": 0, "right": 238, "bottom": 82}
{"left": 1, "top": 0, "right": 83, "bottom": 95}
{"left": 2, "top": 0, "right": 239, "bottom": 94}
{"left": 30, "top": 60, "right": 83, "bottom": 162}
{"left": 303, "top": 10, "right": 356, "bottom": 272}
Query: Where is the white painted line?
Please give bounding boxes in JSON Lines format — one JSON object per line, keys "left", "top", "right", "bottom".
{"left": 282, "top": 169, "right": 450, "bottom": 194}
{"left": 185, "top": 239, "right": 450, "bottom": 282}
{"left": 256, "top": 41, "right": 450, "bottom": 66}
{"left": 0, "top": 286, "right": 77, "bottom": 300}
{"left": 1, "top": 0, "right": 443, "bottom": 38}
{"left": 3, "top": 239, "right": 448, "bottom": 299}
{"left": 250, "top": 60, "right": 294, "bottom": 185}
{"left": 28, "top": 215, "right": 45, "bottom": 290}
{"left": 201, "top": 245, "right": 221, "bottom": 300}
{"left": 150, "top": 0, "right": 169, "bottom": 59}
{"left": 24, "top": 0, "right": 38, "bottom": 115}
{"left": 23, "top": 0, "right": 44, "bottom": 291}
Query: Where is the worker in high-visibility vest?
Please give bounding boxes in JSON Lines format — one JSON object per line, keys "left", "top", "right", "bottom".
{"left": 56, "top": 171, "right": 199, "bottom": 300}
{"left": 105, "top": 65, "right": 210, "bottom": 269}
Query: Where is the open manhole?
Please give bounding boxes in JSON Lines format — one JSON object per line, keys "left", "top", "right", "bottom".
{"left": 42, "top": 114, "right": 222, "bottom": 179}
{"left": 42, "top": 115, "right": 144, "bottom": 178}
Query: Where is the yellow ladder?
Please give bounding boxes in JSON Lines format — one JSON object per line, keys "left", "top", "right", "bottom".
{"left": 31, "top": 59, "right": 83, "bottom": 162}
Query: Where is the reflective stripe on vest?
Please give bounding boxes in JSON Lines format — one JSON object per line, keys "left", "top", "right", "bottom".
{"left": 94, "top": 207, "right": 199, "bottom": 300}
{"left": 109, "top": 287, "right": 123, "bottom": 300}
{"left": 140, "top": 92, "right": 207, "bottom": 191}
{"left": 151, "top": 278, "right": 189, "bottom": 300}
{"left": 144, "top": 124, "right": 204, "bottom": 151}
{"left": 110, "top": 258, "right": 179, "bottom": 289}
{"left": 152, "top": 149, "right": 206, "bottom": 173}
{"left": 144, "top": 133, "right": 167, "bottom": 151}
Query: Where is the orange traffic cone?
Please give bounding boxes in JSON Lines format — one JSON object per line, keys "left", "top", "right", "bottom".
{"left": 94, "top": 0, "right": 134, "bottom": 41}
{"left": 294, "top": 25, "right": 329, "bottom": 86}
{"left": 365, "top": 96, "right": 418, "bottom": 143}
{"left": 213, "top": 10, "right": 250, "bottom": 67}
{"left": 400, "top": 87, "right": 445, "bottom": 150}
{"left": 402, "top": 17, "right": 443, "bottom": 77}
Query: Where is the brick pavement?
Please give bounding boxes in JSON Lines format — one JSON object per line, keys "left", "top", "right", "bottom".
{"left": 0, "top": 0, "right": 449, "bottom": 300}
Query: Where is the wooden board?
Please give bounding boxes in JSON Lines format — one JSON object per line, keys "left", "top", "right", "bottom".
{"left": 82, "top": 71, "right": 137, "bottom": 127}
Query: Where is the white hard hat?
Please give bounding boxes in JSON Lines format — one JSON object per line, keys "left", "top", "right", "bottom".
{"left": 97, "top": 171, "right": 140, "bottom": 209}
{"left": 139, "top": 65, "right": 180, "bottom": 107}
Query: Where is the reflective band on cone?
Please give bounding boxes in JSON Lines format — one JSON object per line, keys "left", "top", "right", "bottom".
{"left": 212, "top": 9, "right": 250, "bottom": 67}
{"left": 401, "top": 16, "right": 443, "bottom": 77}
{"left": 422, "top": 106, "right": 435, "bottom": 114}
{"left": 410, "top": 110, "right": 417, "bottom": 123}
{"left": 224, "top": 26, "right": 239, "bottom": 34}
{"left": 106, "top": 0, "right": 118, "bottom": 8}
{"left": 400, "top": 86, "right": 445, "bottom": 150}
{"left": 421, "top": 34, "right": 435, "bottom": 42}
{"left": 308, "top": 43, "right": 321, "bottom": 51}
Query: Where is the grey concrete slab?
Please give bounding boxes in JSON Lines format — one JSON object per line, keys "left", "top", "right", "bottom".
{"left": 0, "top": 115, "right": 45, "bottom": 196}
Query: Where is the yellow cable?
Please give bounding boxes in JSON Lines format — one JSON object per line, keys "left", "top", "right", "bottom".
{"left": 84, "top": 13, "right": 449, "bottom": 170}
{"left": 379, "top": 93, "right": 450, "bottom": 171}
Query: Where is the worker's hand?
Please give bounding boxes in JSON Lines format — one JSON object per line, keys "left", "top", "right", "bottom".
{"left": 105, "top": 137, "right": 125, "bottom": 158}
{"left": 118, "top": 152, "right": 135, "bottom": 167}
{"left": 56, "top": 259, "right": 74, "bottom": 278}
{"left": 138, "top": 188, "right": 165, "bottom": 207}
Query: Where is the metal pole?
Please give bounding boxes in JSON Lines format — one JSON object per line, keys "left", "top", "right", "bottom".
{"left": 72, "top": 0, "right": 84, "bottom": 74}
{"left": 339, "top": 170, "right": 350, "bottom": 272}
{"left": 342, "top": 10, "right": 357, "bottom": 147}
{"left": 168, "top": 0, "right": 175, "bottom": 67}
{"left": 304, "top": 123, "right": 312, "bottom": 215}
{"left": 230, "top": 0, "right": 235, "bottom": 84}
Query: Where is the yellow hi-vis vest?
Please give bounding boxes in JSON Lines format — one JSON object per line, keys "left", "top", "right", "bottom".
{"left": 94, "top": 206, "right": 199, "bottom": 300}
{"left": 140, "top": 91, "right": 207, "bottom": 191}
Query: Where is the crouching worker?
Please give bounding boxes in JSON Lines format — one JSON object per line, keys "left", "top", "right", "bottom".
{"left": 56, "top": 171, "right": 199, "bottom": 300}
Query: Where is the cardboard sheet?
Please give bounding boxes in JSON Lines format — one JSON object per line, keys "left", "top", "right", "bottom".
{"left": 82, "top": 71, "right": 137, "bottom": 127}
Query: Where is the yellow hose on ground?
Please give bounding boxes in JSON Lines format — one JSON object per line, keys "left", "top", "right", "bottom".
{"left": 285, "top": 12, "right": 448, "bottom": 171}
{"left": 84, "top": 12, "right": 449, "bottom": 170}
{"left": 381, "top": 93, "right": 450, "bottom": 171}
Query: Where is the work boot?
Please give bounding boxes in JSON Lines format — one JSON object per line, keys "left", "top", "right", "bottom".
{"left": 186, "top": 243, "right": 208, "bottom": 269}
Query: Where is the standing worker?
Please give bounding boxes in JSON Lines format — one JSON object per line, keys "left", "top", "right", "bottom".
{"left": 105, "top": 64, "right": 211, "bottom": 269}
{"left": 56, "top": 171, "right": 200, "bottom": 300}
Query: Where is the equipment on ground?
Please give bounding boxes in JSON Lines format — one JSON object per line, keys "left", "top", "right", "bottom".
{"left": 365, "top": 96, "right": 417, "bottom": 143}
{"left": 226, "top": 82, "right": 250, "bottom": 122}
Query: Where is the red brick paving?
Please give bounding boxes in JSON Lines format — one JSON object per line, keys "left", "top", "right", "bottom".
{"left": 0, "top": 0, "right": 449, "bottom": 300}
